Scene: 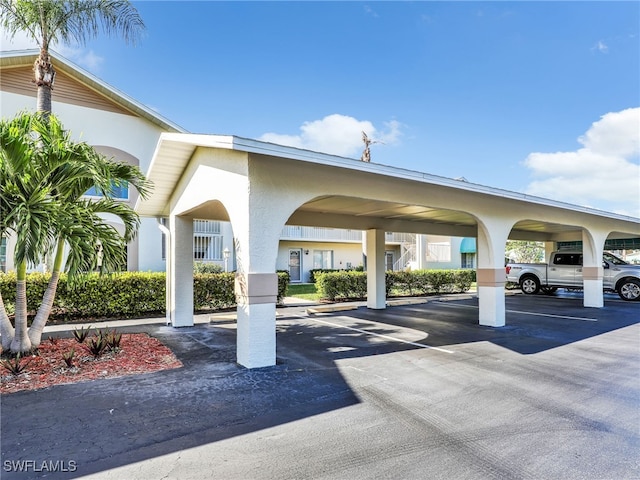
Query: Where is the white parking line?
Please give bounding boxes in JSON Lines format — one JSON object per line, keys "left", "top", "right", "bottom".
{"left": 433, "top": 301, "right": 598, "bottom": 322}
{"left": 310, "top": 317, "right": 455, "bottom": 354}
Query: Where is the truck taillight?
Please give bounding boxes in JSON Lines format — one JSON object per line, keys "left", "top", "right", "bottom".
{"left": 505, "top": 266, "right": 511, "bottom": 274}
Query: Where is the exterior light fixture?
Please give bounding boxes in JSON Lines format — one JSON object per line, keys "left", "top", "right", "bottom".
{"left": 223, "top": 247, "right": 230, "bottom": 272}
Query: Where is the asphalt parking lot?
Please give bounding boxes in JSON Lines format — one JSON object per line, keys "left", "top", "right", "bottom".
{"left": 1, "top": 293, "right": 639, "bottom": 480}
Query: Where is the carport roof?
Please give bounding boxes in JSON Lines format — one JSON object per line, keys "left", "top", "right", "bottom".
{"left": 137, "top": 132, "right": 640, "bottom": 238}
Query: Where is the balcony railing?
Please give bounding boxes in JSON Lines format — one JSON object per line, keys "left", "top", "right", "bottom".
{"left": 280, "top": 226, "right": 415, "bottom": 244}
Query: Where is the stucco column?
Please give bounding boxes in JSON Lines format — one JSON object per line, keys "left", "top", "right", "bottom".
{"left": 416, "top": 234, "right": 426, "bottom": 270}
{"left": 235, "top": 273, "right": 278, "bottom": 368}
{"left": 582, "top": 228, "right": 606, "bottom": 308}
{"left": 582, "top": 266, "right": 604, "bottom": 307}
{"left": 169, "top": 215, "right": 194, "bottom": 327}
{"left": 476, "top": 268, "right": 506, "bottom": 327}
{"left": 475, "top": 218, "right": 511, "bottom": 327}
{"left": 366, "top": 228, "right": 386, "bottom": 309}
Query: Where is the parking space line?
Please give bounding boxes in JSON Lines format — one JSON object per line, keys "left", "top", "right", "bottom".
{"left": 506, "top": 309, "right": 598, "bottom": 321}
{"left": 433, "top": 301, "right": 598, "bottom": 322}
{"left": 310, "top": 317, "right": 455, "bottom": 354}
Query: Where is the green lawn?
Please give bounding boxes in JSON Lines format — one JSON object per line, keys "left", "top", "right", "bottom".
{"left": 287, "top": 283, "right": 322, "bottom": 301}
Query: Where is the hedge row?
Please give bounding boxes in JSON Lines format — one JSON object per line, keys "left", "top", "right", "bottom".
{"left": 0, "top": 271, "right": 290, "bottom": 320}
{"left": 308, "top": 267, "right": 363, "bottom": 283}
{"left": 316, "top": 269, "right": 476, "bottom": 301}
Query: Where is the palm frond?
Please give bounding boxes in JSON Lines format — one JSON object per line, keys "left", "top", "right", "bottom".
{"left": 1, "top": 112, "right": 149, "bottom": 279}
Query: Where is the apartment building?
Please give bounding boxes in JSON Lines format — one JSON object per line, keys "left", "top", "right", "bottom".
{"left": 0, "top": 50, "right": 476, "bottom": 279}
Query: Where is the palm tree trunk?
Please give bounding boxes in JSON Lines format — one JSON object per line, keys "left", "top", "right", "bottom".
{"left": 34, "top": 49, "right": 55, "bottom": 115}
{"left": 28, "top": 238, "right": 64, "bottom": 347}
{"left": 0, "top": 290, "right": 15, "bottom": 350}
{"left": 10, "top": 261, "right": 31, "bottom": 353}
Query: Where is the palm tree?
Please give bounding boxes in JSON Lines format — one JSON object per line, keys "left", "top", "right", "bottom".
{"left": 0, "top": 113, "right": 58, "bottom": 350}
{"left": 0, "top": 112, "right": 151, "bottom": 352}
{"left": 0, "top": 0, "right": 145, "bottom": 114}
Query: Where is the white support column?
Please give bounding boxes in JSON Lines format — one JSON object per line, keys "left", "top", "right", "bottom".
{"left": 416, "top": 234, "right": 426, "bottom": 270}
{"left": 477, "top": 268, "right": 506, "bottom": 327}
{"left": 582, "top": 228, "right": 606, "bottom": 308}
{"left": 157, "top": 218, "right": 171, "bottom": 325}
{"left": 544, "top": 241, "right": 556, "bottom": 260}
{"left": 583, "top": 267, "right": 604, "bottom": 308}
{"left": 475, "top": 219, "right": 511, "bottom": 327}
{"left": 366, "top": 229, "right": 386, "bottom": 309}
{"left": 235, "top": 273, "right": 278, "bottom": 368}
{"left": 169, "top": 215, "right": 194, "bottom": 327}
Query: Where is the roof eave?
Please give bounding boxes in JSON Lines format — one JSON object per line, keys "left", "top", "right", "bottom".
{"left": 0, "top": 49, "right": 187, "bottom": 134}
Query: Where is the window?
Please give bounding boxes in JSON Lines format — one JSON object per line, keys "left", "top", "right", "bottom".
{"left": 426, "top": 242, "right": 451, "bottom": 262}
{"left": 85, "top": 182, "right": 128, "bottom": 200}
{"left": 313, "top": 250, "right": 333, "bottom": 269}
{"left": 461, "top": 253, "right": 475, "bottom": 269}
{"left": 0, "top": 236, "right": 6, "bottom": 272}
{"left": 193, "top": 220, "right": 223, "bottom": 261}
{"left": 553, "top": 253, "right": 582, "bottom": 266}
{"left": 159, "top": 219, "right": 224, "bottom": 261}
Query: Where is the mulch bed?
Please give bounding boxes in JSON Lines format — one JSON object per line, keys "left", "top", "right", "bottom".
{"left": 0, "top": 333, "right": 182, "bottom": 395}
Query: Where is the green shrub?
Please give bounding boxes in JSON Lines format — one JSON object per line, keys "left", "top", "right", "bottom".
{"left": 194, "top": 262, "right": 224, "bottom": 274}
{"left": 309, "top": 269, "right": 340, "bottom": 283}
{"left": 277, "top": 270, "right": 290, "bottom": 304}
{"left": 63, "top": 272, "right": 166, "bottom": 317}
{"left": 316, "top": 269, "right": 475, "bottom": 300}
{"left": 316, "top": 271, "right": 367, "bottom": 301}
{"left": 194, "top": 272, "right": 236, "bottom": 310}
{"left": 0, "top": 271, "right": 165, "bottom": 320}
{"left": 309, "top": 267, "right": 362, "bottom": 283}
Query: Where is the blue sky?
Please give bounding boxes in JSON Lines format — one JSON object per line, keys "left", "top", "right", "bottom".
{"left": 2, "top": 1, "right": 639, "bottom": 217}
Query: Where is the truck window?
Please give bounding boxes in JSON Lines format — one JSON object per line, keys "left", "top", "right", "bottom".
{"left": 603, "top": 252, "right": 628, "bottom": 265}
{"left": 553, "top": 253, "right": 582, "bottom": 266}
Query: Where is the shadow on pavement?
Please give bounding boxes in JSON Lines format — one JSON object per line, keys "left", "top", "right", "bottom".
{"left": 1, "top": 294, "right": 638, "bottom": 478}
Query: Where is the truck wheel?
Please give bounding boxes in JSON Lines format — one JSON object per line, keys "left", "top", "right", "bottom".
{"left": 520, "top": 276, "right": 540, "bottom": 295}
{"left": 617, "top": 279, "right": 640, "bottom": 301}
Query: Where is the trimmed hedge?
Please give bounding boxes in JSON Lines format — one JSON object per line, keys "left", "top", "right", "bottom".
{"left": 315, "top": 271, "right": 367, "bottom": 301}
{"left": 0, "top": 270, "right": 291, "bottom": 320}
{"left": 309, "top": 267, "right": 363, "bottom": 283}
{"left": 316, "top": 269, "right": 476, "bottom": 301}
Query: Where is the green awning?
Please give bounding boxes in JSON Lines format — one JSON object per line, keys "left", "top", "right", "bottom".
{"left": 460, "top": 237, "right": 476, "bottom": 253}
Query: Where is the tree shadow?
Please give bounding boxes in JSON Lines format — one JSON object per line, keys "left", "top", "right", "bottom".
{"left": 1, "top": 295, "right": 637, "bottom": 478}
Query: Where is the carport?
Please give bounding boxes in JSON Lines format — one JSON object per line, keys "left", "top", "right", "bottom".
{"left": 136, "top": 133, "right": 640, "bottom": 368}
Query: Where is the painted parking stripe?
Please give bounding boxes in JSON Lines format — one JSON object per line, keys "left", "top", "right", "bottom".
{"left": 310, "top": 317, "right": 455, "bottom": 354}
{"left": 433, "top": 301, "right": 598, "bottom": 322}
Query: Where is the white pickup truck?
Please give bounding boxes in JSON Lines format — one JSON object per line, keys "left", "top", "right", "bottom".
{"left": 505, "top": 251, "right": 640, "bottom": 301}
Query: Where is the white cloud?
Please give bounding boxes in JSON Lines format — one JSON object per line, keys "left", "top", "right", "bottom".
{"left": 0, "top": 28, "right": 38, "bottom": 50}
{"left": 0, "top": 26, "right": 103, "bottom": 72}
{"left": 259, "top": 114, "right": 402, "bottom": 158}
{"left": 56, "top": 45, "right": 104, "bottom": 70}
{"left": 592, "top": 40, "right": 609, "bottom": 54}
{"left": 523, "top": 107, "right": 640, "bottom": 218}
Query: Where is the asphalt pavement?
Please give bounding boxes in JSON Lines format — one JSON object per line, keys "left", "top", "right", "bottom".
{"left": 1, "top": 292, "right": 639, "bottom": 480}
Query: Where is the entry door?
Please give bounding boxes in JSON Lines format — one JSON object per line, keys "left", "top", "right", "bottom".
{"left": 289, "top": 249, "right": 302, "bottom": 282}
{"left": 385, "top": 251, "right": 394, "bottom": 271}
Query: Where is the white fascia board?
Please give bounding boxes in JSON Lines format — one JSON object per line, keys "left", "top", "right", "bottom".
{"left": 231, "top": 136, "right": 640, "bottom": 223}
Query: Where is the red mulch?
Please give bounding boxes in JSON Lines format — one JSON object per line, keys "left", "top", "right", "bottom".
{"left": 0, "top": 333, "right": 182, "bottom": 395}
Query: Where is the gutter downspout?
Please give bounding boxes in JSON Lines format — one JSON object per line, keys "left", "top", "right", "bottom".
{"left": 157, "top": 217, "right": 171, "bottom": 326}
